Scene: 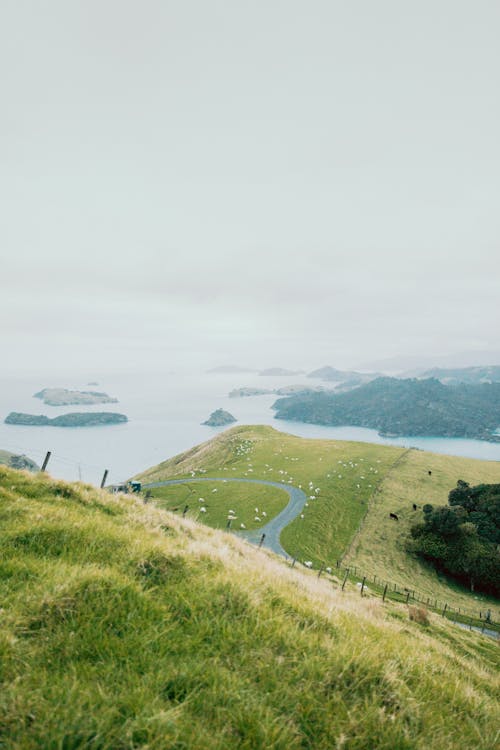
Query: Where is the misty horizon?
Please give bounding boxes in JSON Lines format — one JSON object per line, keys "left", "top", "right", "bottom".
{"left": 1, "top": 1, "right": 499, "bottom": 376}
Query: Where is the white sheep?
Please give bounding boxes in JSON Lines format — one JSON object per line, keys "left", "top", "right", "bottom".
{"left": 254, "top": 517, "right": 261, "bottom": 522}
{"left": 198, "top": 497, "right": 205, "bottom": 502}
{"left": 304, "top": 561, "right": 313, "bottom": 568}
{"left": 325, "top": 566, "right": 332, "bottom": 574}
{"left": 200, "top": 507, "right": 207, "bottom": 513}
{"left": 262, "top": 511, "right": 267, "bottom": 517}
{"left": 240, "top": 523, "right": 246, "bottom": 529}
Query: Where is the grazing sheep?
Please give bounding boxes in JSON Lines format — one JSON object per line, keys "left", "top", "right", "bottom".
{"left": 304, "top": 561, "right": 313, "bottom": 568}
{"left": 200, "top": 507, "right": 207, "bottom": 513}
{"left": 325, "top": 566, "right": 332, "bottom": 574}
{"left": 212, "top": 488, "right": 218, "bottom": 493}
{"left": 262, "top": 511, "right": 267, "bottom": 517}
{"left": 254, "top": 517, "right": 261, "bottom": 522}
{"left": 198, "top": 498, "right": 205, "bottom": 503}
{"left": 240, "top": 523, "right": 246, "bottom": 529}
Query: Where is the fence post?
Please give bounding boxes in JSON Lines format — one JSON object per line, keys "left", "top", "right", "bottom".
{"left": 442, "top": 603, "right": 448, "bottom": 617}
{"left": 405, "top": 591, "right": 410, "bottom": 604}
{"left": 360, "top": 576, "right": 366, "bottom": 596}
{"left": 291, "top": 557, "right": 296, "bottom": 568}
{"left": 259, "top": 533, "right": 266, "bottom": 548}
{"left": 382, "top": 583, "right": 388, "bottom": 602}
{"left": 182, "top": 505, "right": 189, "bottom": 517}
{"left": 226, "top": 519, "right": 232, "bottom": 529}
{"left": 317, "top": 566, "right": 324, "bottom": 579}
{"left": 41, "top": 451, "right": 51, "bottom": 473}
{"left": 342, "top": 569, "right": 349, "bottom": 591}
{"left": 100, "top": 469, "right": 109, "bottom": 489}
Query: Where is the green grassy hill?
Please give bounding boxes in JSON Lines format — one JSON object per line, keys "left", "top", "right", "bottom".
{"left": 1, "top": 464, "right": 499, "bottom": 749}
{"left": 137, "top": 425, "right": 500, "bottom": 617}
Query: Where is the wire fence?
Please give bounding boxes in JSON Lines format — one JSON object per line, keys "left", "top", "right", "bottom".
{"left": 287, "top": 557, "right": 499, "bottom": 636}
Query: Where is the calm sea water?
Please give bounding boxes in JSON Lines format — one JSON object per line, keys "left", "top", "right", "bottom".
{"left": 0, "top": 371, "right": 499, "bottom": 486}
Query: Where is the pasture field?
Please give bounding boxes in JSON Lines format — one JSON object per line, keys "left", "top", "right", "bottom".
{"left": 148, "top": 481, "right": 290, "bottom": 531}
{"left": 0, "top": 464, "right": 499, "bottom": 749}
{"left": 343, "top": 447, "right": 500, "bottom": 617}
{"left": 137, "top": 425, "right": 500, "bottom": 617}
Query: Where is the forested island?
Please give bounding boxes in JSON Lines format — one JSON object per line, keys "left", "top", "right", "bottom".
{"left": 34, "top": 388, "right": 118, "bottom": 406}
{"left": 5, "top": 412, "right": 128, "bottom": 427}
{"left": 273, "top": 377, "right": 500, "bottom": 441}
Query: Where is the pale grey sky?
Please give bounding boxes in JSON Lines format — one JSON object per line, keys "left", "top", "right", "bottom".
{"left": 1, "top": 0, "right": 499, "bottom": 374}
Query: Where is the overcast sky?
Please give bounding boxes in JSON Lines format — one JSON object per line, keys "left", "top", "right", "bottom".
{"left": 1, "top": 0, "right": 499, "bottom": 375}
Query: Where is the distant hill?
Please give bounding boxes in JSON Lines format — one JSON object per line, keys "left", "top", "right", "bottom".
{"left": 5, "top": 412, "right": 128, "bottom": 427}
{"left": 417, "top": 365, "right": 500, "bottom": 385}
{"left": 34, "top": 388, "right": 118, "bottom": 406}
{"left": 307, "top": 366, "right": 379, "bottom": 384}
{"left": 273, "top": 377, "right": 500, "bottom": 441}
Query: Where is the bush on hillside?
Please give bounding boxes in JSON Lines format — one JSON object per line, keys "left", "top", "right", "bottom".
{"left": 410, "top": 480, "right": 500, "bottom": 596}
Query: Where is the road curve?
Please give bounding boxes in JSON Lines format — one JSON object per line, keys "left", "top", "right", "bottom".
{"left": 142, "top": 477, "right": 308, "bottom": 557}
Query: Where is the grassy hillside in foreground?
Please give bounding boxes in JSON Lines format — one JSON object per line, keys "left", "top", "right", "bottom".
{"left": 1, "top": 466, "right": 499, "bottom": 749}
{"left": 136, "top": 426, "right": 500, "bottom": 615}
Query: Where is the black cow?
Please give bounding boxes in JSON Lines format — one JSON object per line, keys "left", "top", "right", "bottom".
{"left": 389, "top": 512, "right": 399, "bottom": 521}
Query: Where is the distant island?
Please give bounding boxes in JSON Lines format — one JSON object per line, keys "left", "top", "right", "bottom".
{"left": 5, "top": 412, "right": 128, "bottom": 427}
{"left": 229, "top": 387, "right": 273, "bottom": 397}
{"left": 0, "top": 449, "right": 39, "bottom": 471}
{"left": 229, "top": 385, "right": 326, "bottom": 398}
{"left": 273, "top": 377, "right": 500, "bottom": 442}
{"left": 259, "top": 368, "right": 304, "bottom": 376}
{"left": 34, "top": 388, "right": 118, "bottom": 406}
{"left": 203, "top": 409, "right": 237, "bottom": 427}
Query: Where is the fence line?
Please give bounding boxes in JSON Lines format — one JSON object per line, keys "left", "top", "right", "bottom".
{"left": 291, "top": 557, "right": 498, "bottom": 634}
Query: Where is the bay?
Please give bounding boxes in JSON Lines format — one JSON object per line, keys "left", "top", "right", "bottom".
{"left": 0, "top": 370, "right": 498, "bottom": 487}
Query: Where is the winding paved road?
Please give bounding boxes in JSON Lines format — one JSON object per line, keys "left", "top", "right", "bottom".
{"left": 143, "top": 477, "right": 308, "bottom": 557}
{"left": 143, "top": 477, "right": 499, "bottom": 640}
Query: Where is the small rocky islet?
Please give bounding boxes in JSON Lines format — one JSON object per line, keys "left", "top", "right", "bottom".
{"left": 202, "top": 409, "right": 237, "bottom": 427}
